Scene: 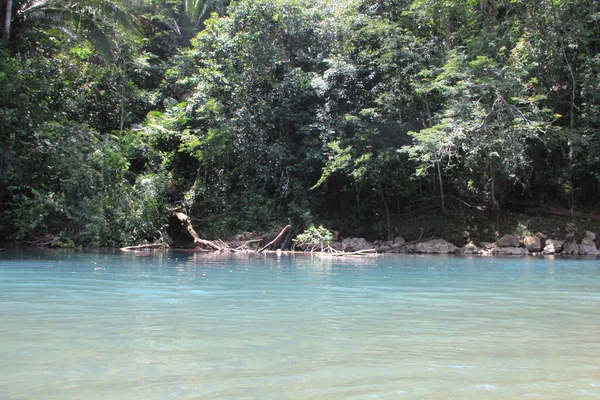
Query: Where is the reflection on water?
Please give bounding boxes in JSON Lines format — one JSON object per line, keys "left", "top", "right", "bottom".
{"left": 1, "top": 250, "right": 600, "bottom": 399}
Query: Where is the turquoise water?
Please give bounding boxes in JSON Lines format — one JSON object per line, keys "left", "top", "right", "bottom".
{"left": 1, "top": 251, "right": 600, "bottom": 399}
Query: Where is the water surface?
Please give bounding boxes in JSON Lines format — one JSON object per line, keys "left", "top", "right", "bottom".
{"left": 1, "top": 250, "right": 599, "bottom": 399}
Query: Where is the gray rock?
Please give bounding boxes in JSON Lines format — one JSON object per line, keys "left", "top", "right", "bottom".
{"left": 563, "top": 241, "right": 580, "bottom": 255}
{"left": 404, "top": 238, "right": 458, "bottom": 254}
{"left": 496, "top": 234, "right": 520, "bottom": 248}
{"left": 580, "top": 232, "right": 599, "bottom": 255}
{"left": 581, "top": 231, "right": 596, "bottom": 246}
{"left": 377, "top": 245, "right": 393, "bottom": 253}
{"left": 563, "top": 233, "right": 599, "bottom": 256}
{"left": 341, "top": 237, "right": 371, "bottom": 251}
{"left": 479, "top": 242, "right": 497, "bottom": 250}
{"left": 523, "top": 235, "right": 542, "bottom": 252}
{"left": 493, "top": 247, "right": 529, "bottom": 256}
{"left": 545, "top": 239, "right": 565, "bottom": 252}
{"left": 393, "top": 236, "right": 406, "bottom": 247}
{"left": 462, "top": 242, "right": 480, "bottom": 255}
{"left": 330, "top": 241, "right": 343, "bottom": 251}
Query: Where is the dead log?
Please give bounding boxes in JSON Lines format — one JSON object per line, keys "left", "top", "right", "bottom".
{"left": 328, "top": 249, "right": 377, "bottom": 256}
{"left": 174, "top": 212, "right": 221, "bottom": 251}
{"left": 120, "top": 243, "right": 168, "bottom": 251}
{"left": 257, "top": 225, "right": 292, "bottom": 253}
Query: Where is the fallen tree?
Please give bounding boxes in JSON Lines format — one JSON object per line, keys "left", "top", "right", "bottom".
{"left": 257, "top": 225, "right": 291, "bottom": 253}
{"left": 173, "top": 212, "right": 222, "bottom": 251}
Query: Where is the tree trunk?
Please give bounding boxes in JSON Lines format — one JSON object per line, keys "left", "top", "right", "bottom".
{"left": 436, "top": 160, "right": 447, "bottom": 214}
{"left": 3, "top": 0, "right": 13, "bottom": 43}
{"left": 378, "top": 183, "right": 392, "bottom": 241}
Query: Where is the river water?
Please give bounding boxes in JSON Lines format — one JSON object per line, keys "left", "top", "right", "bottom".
{"left": 1, "top": 250, "right": 599, "bottom": 399}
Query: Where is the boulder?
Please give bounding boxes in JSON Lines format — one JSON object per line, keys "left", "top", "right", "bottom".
{"left": 523, "top": 235, "right": 542, "bottom": 252}
{"left": 545, "top": 239, "right": 565, "bottom": 252}
{"left": 543, "top": 242, "right": 556, "bottom": 256}
{"left": 493, "top": 247, "right": 529, "bottom": 256}
{"left": 330, "top": 241, "right": 343, "bottom": 251}
{"left": 479, "top": 242, "right": 497, "bottom": 250}
{"left": 563, "top": 241, "right": 580, "bottom": 255}
{"left": 404, "top": 238, "right": 458, "bottom": 254}
{"left": 393, "top": 236, "right": 406, "bottom": 247}
{"left": 563, "top": 233, "right": 599, "bottom": 256}
{"left": 543, "top": 239, "right": 565, "bottom": 255}
{"left": 580, "top": 231, "right": 599, "bottom": 255}
{"left": 496, "top": 234, "right": 520, "bottom": 248}
{"left": 582, "top": 231, "right": 596, "bottom": 246}
{"left": 341, "top": 237, "right": 371, "bottom": 252}
{"left": 462, "top": 242, "right": 481, "bottom": 255}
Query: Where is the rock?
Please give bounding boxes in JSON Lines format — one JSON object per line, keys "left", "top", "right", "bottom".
{"left": 404, "top": 238, "right": 458, "bottom": 254}
{"left": 462, "top": 242, "right": 481, "bottom": 255}
{"left": 493, "top": 247, "right": 529, "bottom": 256}
{"left": 523, "top": 235, "right": 542, "bottom": 252}
{"left": 545, "top": 239, "right": 565, "bottom": 252}
{"left": 496, "top": 234, "right": 520, "bottom": 248}
{"left": 341, "top": 237, "right": 371, "bottom": 251}
{"left": 330, "top": 241, "right": 343, "bottom": 251}
{"left": 580, "top": 231, "right": 599, "bottom": 255}
{"left": 543, "top": 239, "right": 565, "bottom": 255}
{"left": 377, "top": 245, "right": 393, "bottom": 253}
{"left": 479, "top": 242, "right": 497, "bottom": 250}
{"left": 543, "top": 243, "right": 556, "bottom": 256}
{"left": 582, "top": 231, "right": 596, "bottom": 245}
{"left": 393, "top": 236, "right": 406, "bottom": 247}
{"left": 563, "top": 241, "right": 580, "bottom": 255}
{"left": 563, "top": 233, "right": 599, "bottom": 256}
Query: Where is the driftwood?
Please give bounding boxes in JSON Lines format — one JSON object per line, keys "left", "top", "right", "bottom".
{"left": 327, "top": 249, "right": 377, "bottom": 256}
{"left": 120, "top": 243, "right": 168, "bottom": 251}
{"left": 216, "top": 238, "right": 234, "bottom": 252}
{"left": 174, "top": 212, "right": 222, "bottom": 251}
{"left": 257, "top": 225, "right": 292, "bottom": 253}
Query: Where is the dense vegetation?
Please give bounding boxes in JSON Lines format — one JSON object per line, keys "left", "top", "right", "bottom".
{"left": 2, "top": 0, "right": 600, "bottom": 247}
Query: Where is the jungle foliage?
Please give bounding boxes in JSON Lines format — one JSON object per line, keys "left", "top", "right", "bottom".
{"left": 1, "top": 0, "right": 600, "bottom": 246}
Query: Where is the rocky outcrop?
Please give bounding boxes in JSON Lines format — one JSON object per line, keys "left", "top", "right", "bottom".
{"left": 496, "top": 234, "right": 520, "bottom": 248}
{"left": 493, "top": 247, "right": 528, "bottom": 256}
{"left": 523, "top": 235, "right": 543, "bottom": 252}
{"left": 341, "top": 237, "right": 372, "bottom": 252}
{"left": 562, "top": 231, "right": 599, "bottom": 256}
{"left": 375, "top": 236, "right": 407, "bottom": 253}
{"left": 404, "top": 238, "right": 459, "bottom": 254}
